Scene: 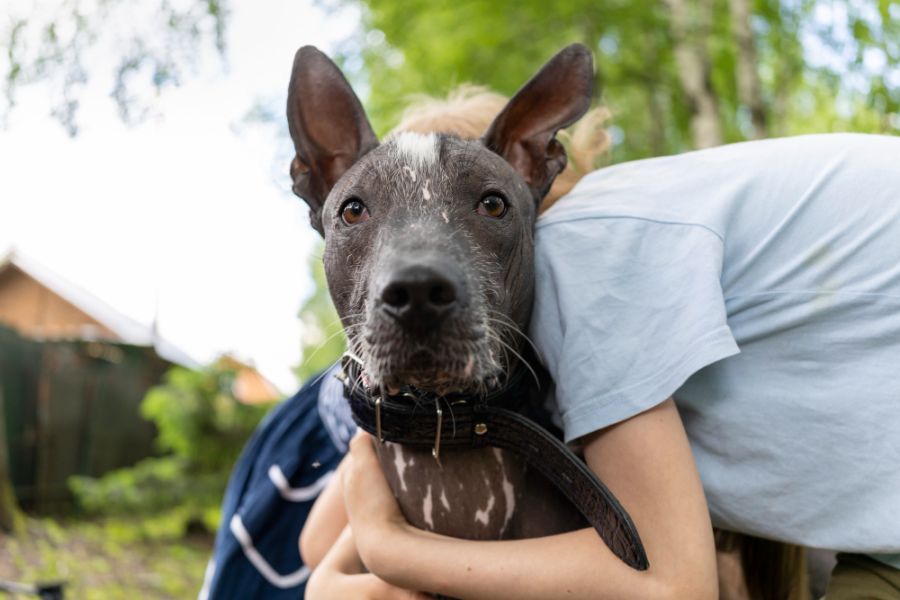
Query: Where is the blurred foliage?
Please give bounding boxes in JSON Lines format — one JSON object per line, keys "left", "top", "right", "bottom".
{"left": 295, "top": 243, "right": 346, "bottom": 383}
{"left": 322, "top": 0, "right": 900, "bottom": 161}
{"left": 1, "top": 0, "right": 229, "bottom": 135}
{"left": 0, "top": 516, "right": 210, "bottom": 599}
{"left": 69, "top": 361, "right": 271, "bottom": 540}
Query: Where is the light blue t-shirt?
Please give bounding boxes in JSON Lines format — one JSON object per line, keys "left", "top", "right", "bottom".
{"left": 531, "top": 134, "right": 900, "bottom": 562}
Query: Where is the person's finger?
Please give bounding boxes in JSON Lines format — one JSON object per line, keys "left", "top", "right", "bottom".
{"left": 349, "top": 428, "right": 376, "bottom": 458}
{"left": 343, "top": 433, "right": 394, "bottom": 511}
{"left": 341, "top": 431, "right": 409, "bottom": 576}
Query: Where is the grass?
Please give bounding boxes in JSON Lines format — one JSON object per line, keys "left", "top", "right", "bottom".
{"left": 0, "top": 517, "right": 213, "bottom": 599}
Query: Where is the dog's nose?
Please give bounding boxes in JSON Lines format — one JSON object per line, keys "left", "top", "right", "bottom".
{"left": 379, "top": 265, "right": 459, "bottom": 327}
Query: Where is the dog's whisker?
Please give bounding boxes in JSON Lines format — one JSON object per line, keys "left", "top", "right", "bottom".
{"left": 349, "top": 371, "right": 368, "bottom": 399}
{"left": 483, "top": 330, "right": 513, "bottom": 385}
{"left": 307, "top": 360, "right": 343, "bottom": 387}
{"left": 316, "top": 312, "right": 366, "bottom": 330}
{"left": 298, "top": 325, "right": 362, "bottom": 369}
{"left": 486, "top": 330, "right": 540, "bottom": 389}
{"left": 484, "top": 313, "right": 541, "bottom": 357}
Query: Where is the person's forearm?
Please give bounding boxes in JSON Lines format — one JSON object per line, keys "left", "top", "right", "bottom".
{"left": 299, "top": 458, "right": 349, "bottom": 569}
{"left": 345, "top": 400, "right": 718, "bottom": 600}
{"left": 369, "top": 525, "right": 673, "bottom": 600}
{"left": 324, "top": 525, "right": 365, "bottom": 573}
{"left": 307, "top": 525, "right": 432, "bottom": 600}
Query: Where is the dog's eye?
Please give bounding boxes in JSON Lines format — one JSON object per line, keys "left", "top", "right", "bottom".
{"left": 477, "top": 194, "right": 507, "bottom": 219}
{"left": 340, "top": 199, "right": 369, "bottom": 225}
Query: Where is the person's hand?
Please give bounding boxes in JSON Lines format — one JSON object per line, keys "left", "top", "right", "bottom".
{"left": 341, "top": 430, "right": 411, "bottom": 574}
{"left": 305, "top": 525, "right": 429, "bottom": 600}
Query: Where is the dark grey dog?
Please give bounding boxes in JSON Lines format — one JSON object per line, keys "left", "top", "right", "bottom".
{"left": 287, "top": 45, "right": 593, "bottom": 541}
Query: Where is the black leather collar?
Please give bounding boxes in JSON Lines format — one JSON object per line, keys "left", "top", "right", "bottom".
{"left": 341, "top": 357, "right": 649, "bottom": 571}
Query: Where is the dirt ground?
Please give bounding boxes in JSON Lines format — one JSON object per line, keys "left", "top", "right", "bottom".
{"left": 0, "top": 517, "right": 212, "bottom": 599}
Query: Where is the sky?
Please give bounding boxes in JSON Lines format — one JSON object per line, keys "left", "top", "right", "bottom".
{"left": 0, "top": 1, "right": 360, "bottom": 391}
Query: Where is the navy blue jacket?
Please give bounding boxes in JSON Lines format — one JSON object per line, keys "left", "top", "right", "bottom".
{"left": 202, "top": 367, "right": 353, "bottom": 599}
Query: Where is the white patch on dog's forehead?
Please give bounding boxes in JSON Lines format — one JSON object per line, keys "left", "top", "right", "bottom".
{"left": 390, "top": 131, "right": 438, "bottom": 167}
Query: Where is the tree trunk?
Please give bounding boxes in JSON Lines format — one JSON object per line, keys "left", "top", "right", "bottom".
{"left": 0, "top": 387, "right": 25, "bottom": 534}
{"left": 646, "top": 82, "right": 667, "bottom": 156}
{"left": 644, "top": 30, "right": 668, "bottom": 156}
{"left": 665, "top": 0, "right": 724, "bottom": 148}
{"left": 730, "top": 0, "right": 767, "bottom": 138}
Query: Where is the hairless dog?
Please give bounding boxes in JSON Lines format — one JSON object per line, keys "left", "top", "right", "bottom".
{"left": 286, "top": 45, "right": 645, "bottom": 569}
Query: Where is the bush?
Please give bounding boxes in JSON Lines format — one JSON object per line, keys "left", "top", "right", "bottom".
{"left": 70, "top": 361, "right": 273, "bottom": 540}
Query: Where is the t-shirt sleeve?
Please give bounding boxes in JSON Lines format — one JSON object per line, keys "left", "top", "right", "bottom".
{"left": 531, "top": 216, "right": 739, "bottom": 442}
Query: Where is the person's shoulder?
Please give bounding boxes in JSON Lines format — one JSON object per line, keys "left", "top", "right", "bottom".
{"left": 535, "top": 148, "right": 724, "bottom": 234}
{"left": 681, "top": 133, "right": 899, "bottom": 172}
{"left": 538, "top": 133, "right": 899, "bottom": 231}
{"left": 536, "top": 155, "right": 691, "bottom": 229}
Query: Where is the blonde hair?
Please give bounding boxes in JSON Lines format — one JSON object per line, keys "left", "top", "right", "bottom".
{"left": 389, "top": 85, "right": 611, "bottom": 213}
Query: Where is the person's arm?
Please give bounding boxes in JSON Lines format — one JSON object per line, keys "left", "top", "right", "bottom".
{"left": 306, "top": 524, "right": 430, "bottom": 600}
{"left": 343, "top": 398, "right": 718, "bottom": 600}
{"left": 299, "top": 457, "right": 349, "bottom": 569}
{"left": 303, "top": 460, "right": 431, "bottom": 598}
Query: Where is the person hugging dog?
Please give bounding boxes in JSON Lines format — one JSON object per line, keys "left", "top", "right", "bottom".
{"left": 210, "top": 50, "right": 900, "bottom": 599}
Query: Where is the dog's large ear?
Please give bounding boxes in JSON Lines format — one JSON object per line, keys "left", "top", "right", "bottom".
{"left": 482, "top": 44, "right": 594, "bottom": 200}
{"left": 287, "top": 46, "right": 378, "bottom": 235}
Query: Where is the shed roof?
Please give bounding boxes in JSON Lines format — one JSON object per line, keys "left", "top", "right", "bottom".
{"left": 0, "top": 250, "right": 196, "bottom": 368}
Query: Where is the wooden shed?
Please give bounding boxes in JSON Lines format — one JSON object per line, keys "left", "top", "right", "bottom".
{"left": 0, "top": 251, "right": 194, "bottom": 509}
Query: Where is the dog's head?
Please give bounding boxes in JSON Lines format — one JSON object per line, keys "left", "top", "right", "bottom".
{"left": 287, "top": 45, "right": 593, "bottom": 394}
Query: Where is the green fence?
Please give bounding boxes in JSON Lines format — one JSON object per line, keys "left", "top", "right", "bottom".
{"left": 0, "top": 325, "right": 167, "bottom": 511}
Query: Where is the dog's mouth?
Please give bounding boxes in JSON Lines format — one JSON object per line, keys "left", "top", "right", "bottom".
{"left": 351, "top": 325, "right": 503, "bottom": 396}
{"left": 378, "top": 349, "right": 481, "bottom": 393}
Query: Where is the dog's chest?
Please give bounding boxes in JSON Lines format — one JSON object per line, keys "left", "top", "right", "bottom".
{"left": 375, "top": 441, "right": 584, "bottom": 540}
{"left": 376, "top": 442, "right": 523, "bottom": 539}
